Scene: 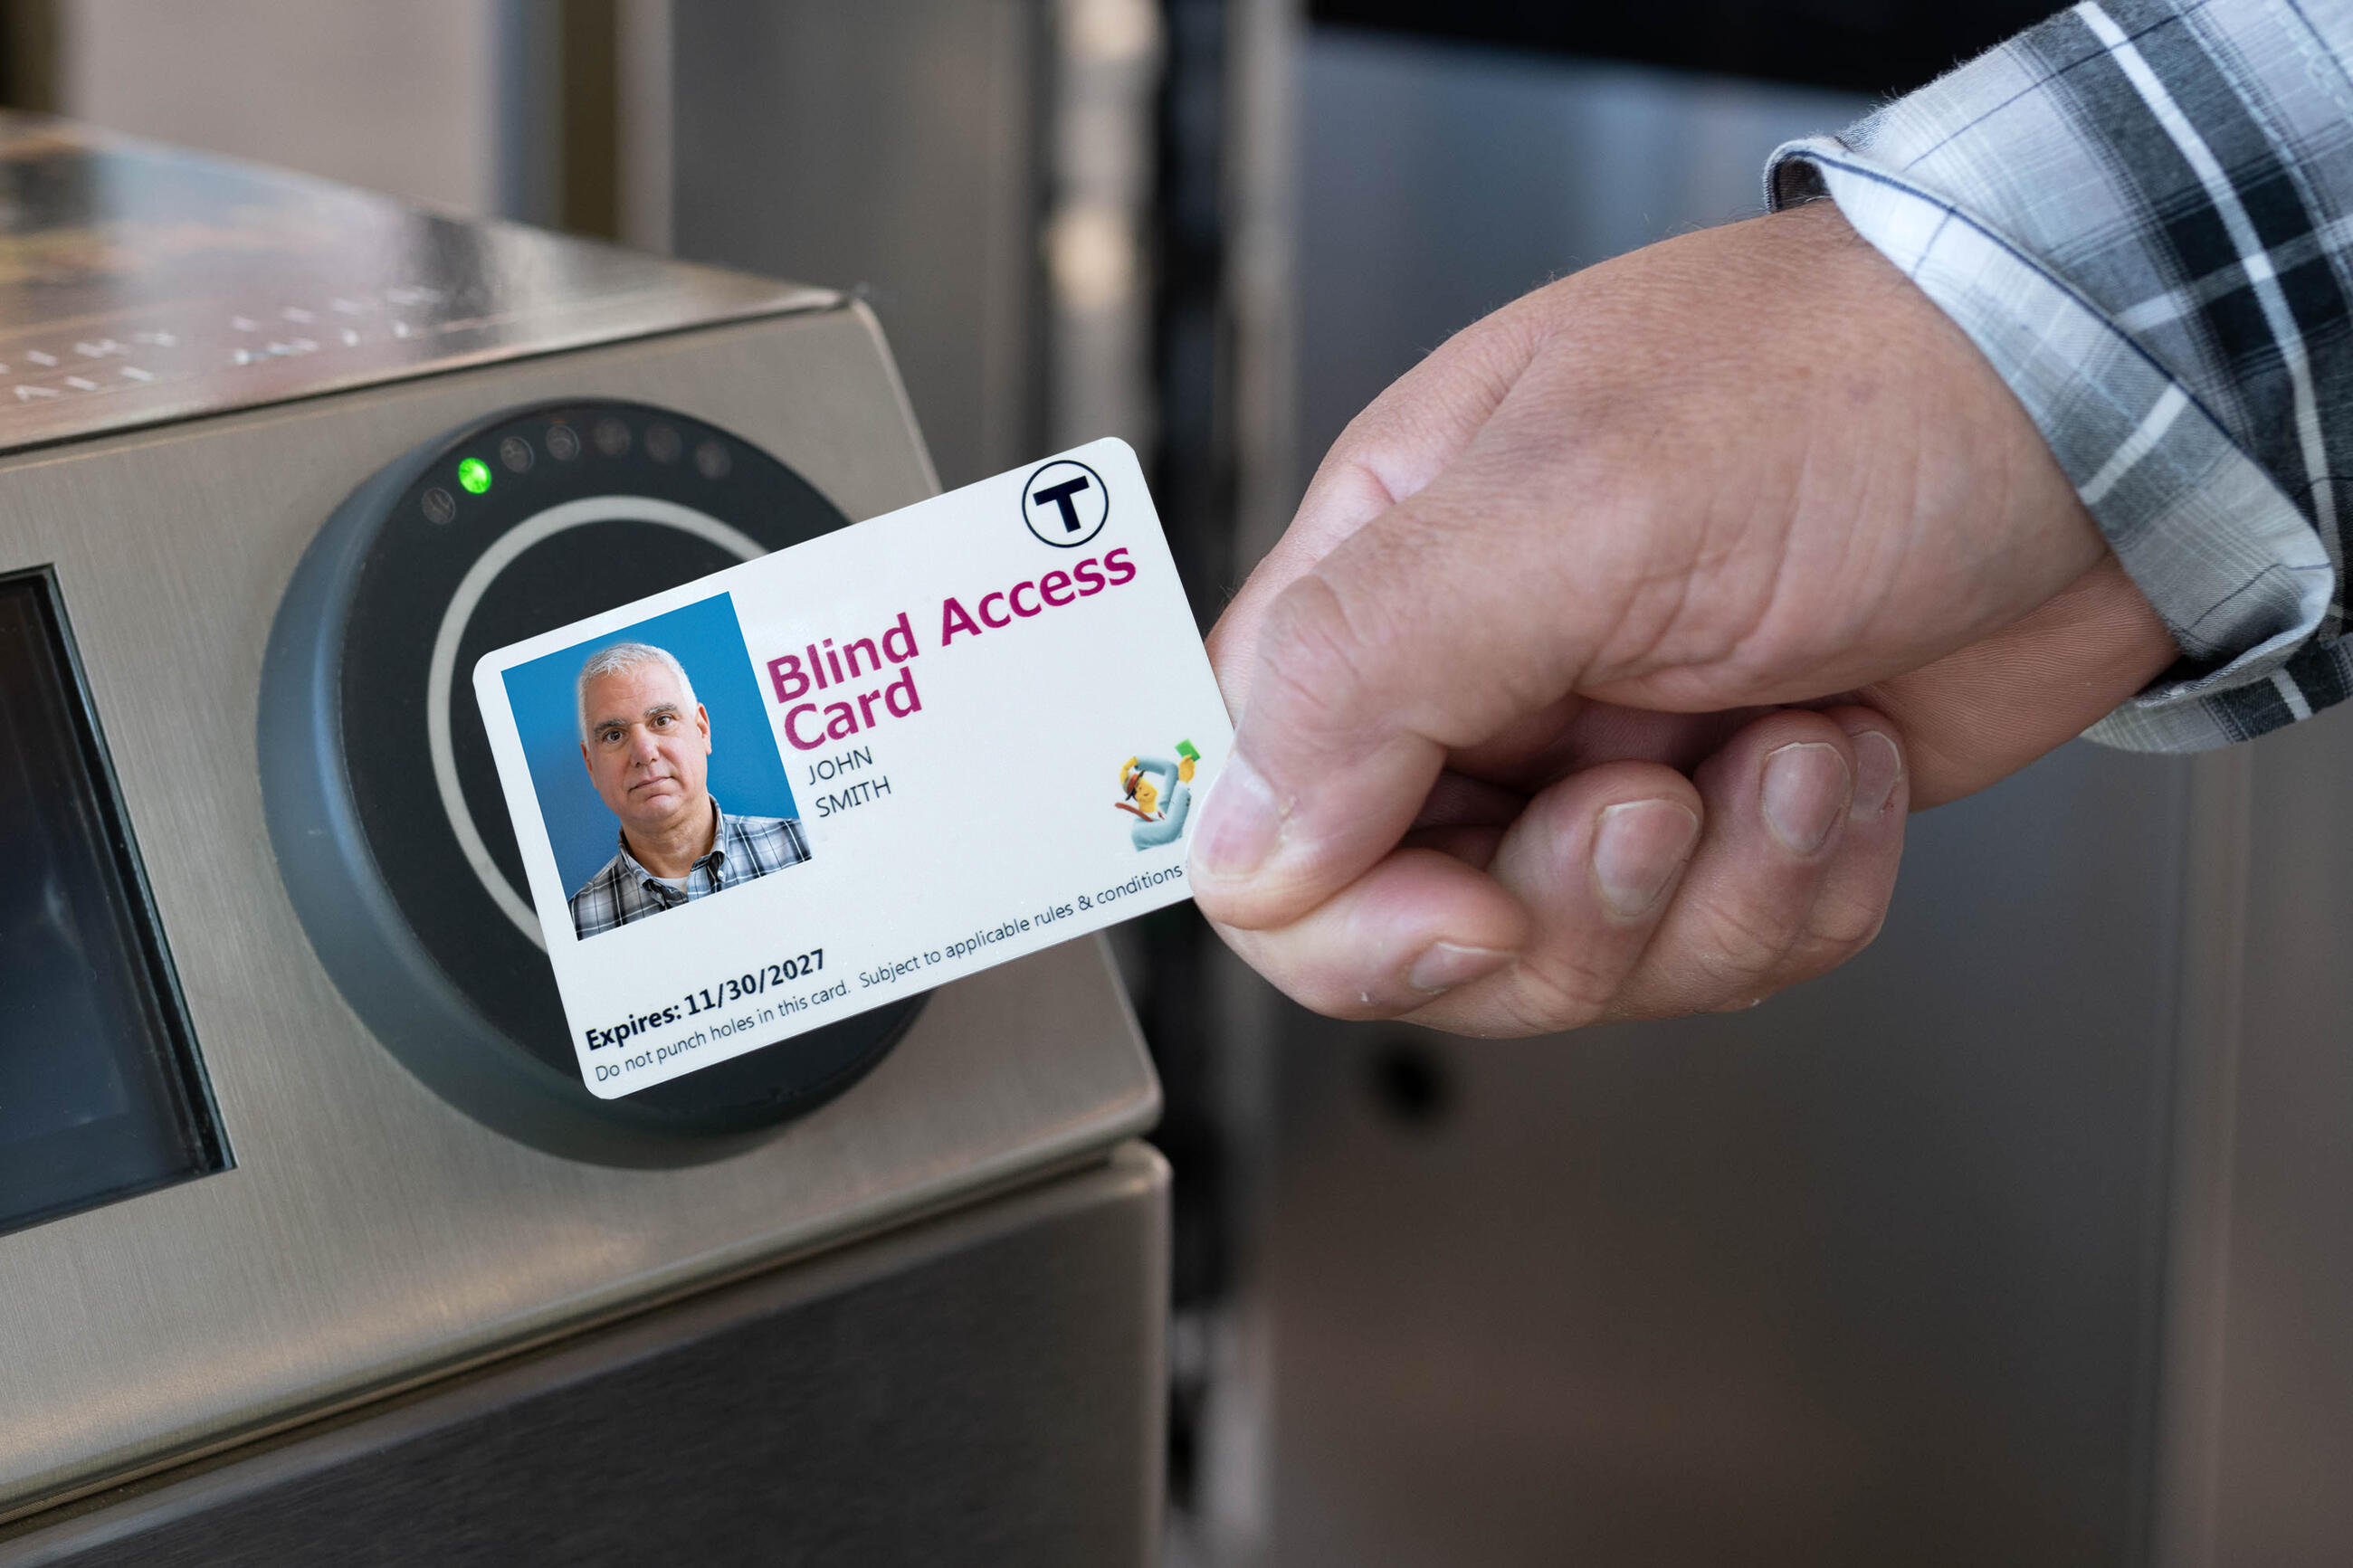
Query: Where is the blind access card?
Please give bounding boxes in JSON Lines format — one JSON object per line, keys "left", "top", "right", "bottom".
{"left": 472, "top": 438, "right": 1231, "bottom": 1098}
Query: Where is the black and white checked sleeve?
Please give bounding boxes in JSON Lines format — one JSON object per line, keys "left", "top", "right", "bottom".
{"left": 1767, "top": 0, "right": 2353, "bottom": 750}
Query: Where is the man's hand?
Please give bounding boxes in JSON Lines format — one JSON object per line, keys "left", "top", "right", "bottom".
{"left": 1189, "top": 203, "right": 2179, "bottom": 1036}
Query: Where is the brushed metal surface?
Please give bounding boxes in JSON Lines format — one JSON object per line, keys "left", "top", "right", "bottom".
{"left": 672, "top": 1, "right": 1049, "bottom": 489}
{"left": 0, "top": 117, "right": 832, "bottom": 454}
{"left": 2149, "top": 746, "right": 2251, "bottom": 1568}
{"left": 0, "top": 304, "right": 1157, "bottom": 1516}
{"left": 0, "top": 1144, "right": 1170, "bottom": 1568}
{"left": 1256, "top": 738, "right": 2192, "bottom": 1567}
{"left": 2187, "top": 708, "right": 2353, "bottom": 1566}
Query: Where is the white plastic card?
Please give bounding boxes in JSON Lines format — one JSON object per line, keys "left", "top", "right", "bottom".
{"left": 472, "top": 439, "right": 1231, "bottom": 1098}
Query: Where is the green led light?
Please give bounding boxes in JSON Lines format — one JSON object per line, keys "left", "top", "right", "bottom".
{"left": 456, "top": 457, "right": 492, "bottom": 496}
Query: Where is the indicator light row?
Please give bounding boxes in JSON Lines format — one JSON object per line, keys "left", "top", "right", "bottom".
{"left": 418, "top": 419, "right": 735, "bottom": 525}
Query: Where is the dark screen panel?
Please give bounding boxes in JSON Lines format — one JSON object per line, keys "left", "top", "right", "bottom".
{"left": 0, "top": 570, "right": 225, "bottom": 1234}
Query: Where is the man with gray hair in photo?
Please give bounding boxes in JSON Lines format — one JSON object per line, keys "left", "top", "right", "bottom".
{"left": 568, "top": 641, "right": 810, "bottom": 939}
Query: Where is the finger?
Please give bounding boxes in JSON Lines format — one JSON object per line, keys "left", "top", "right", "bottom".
{"left": 1609, "top": 708, "right": 1859, "bottom": 1017}
{"left": 1206, "top": 760, "right": 1706, "bottom": 1035}
{"left": 1205, "top": 847, "right": 1530, "bottom": 1021}
{"left": 1268, "top": 713, "right": 1896, "bottom": 1032}
{"left": 1400, "top": 761, "right": 1705, "bottom": 1037}
{"left": 1748, "top": 707, "right": 1908, "bottom": 992}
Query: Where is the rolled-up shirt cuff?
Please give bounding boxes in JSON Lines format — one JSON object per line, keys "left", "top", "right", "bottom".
{"left": 1767, "top": 86, "right": 2342, "bottom": 752}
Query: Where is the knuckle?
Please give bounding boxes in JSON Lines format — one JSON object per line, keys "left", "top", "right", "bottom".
{"left": 1491, "top": 954, "right": 1614, "bottom": 1036}
{"left": 1224, "top": 928, "right": 1409, "bottom": 1022}
{"left": 1707, "top": 986, "right": 1784, "bottom": 1014}
{"left": 1771, "top": 899, "right": 1889, "bottom": 988}
{"left": 1256, "top": 575, "right": 1378, "bottom": 727}
{"left": 1263, "top": 960, "right": 1388, "bottom": 1021}
{"left": 1300, "top": 989, "right": 1400, "bottom": 1023}
{"left": 1594, "top": 895, "right": 1805, "bottom": 1020}
{"left": 1679, "top": 894, "right": 1805, "bottom": 994}
{"left": 1805, "top": 891, "right": 1888, "bottom": 955}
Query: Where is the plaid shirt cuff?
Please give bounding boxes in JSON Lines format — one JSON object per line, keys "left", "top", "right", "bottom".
{"left": 1767, "top": 0, "right": 2353, "bottom": 751}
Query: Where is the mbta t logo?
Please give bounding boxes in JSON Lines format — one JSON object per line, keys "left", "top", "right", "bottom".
{"left": 1021, "top": 459, "right": 1109, "bottom": 547}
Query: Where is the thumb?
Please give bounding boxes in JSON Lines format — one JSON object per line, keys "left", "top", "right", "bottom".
{"left": 1189, "top": 479, "right": 1604, "bottom": 931}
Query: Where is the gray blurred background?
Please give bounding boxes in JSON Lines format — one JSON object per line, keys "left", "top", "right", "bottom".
{"left": 14, "top": 3, "right": 2351, "bottom": 1564}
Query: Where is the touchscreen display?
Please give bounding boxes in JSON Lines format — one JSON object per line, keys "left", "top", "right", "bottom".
{"left": 0, "top": 572, "right": 224, "bottom": 1234}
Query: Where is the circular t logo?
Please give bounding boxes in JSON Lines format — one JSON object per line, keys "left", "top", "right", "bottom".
{"left": 1022, "top": 459, "right": 1109, "bottom": 547}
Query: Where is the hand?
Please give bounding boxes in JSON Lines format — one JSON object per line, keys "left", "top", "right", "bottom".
{"left": 1189, "top": 203, "right": 2178, "bottom": 1035}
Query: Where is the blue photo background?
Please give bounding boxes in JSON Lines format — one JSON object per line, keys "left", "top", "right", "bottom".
{"left": 501, "top": 593, "right": 799, "bottom": 895}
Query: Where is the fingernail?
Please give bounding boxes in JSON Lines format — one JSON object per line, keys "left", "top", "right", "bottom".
{"left": 1406, "top": 941, "right": 1514, "bottom": 996}
{"left": 1760, "top": 742, "right": 1851, "bottom": 856}
{"left": 1190, "top": 751, "right": 1285, "bottom": 879}
{"left": 1591, "top": 798, "right": 1700, "bottom": 919}
{"left": 1850, "top": 730, "right": 1902, "bottom": 820}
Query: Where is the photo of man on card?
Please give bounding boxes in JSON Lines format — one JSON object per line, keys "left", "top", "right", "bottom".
{"left": 567, "top": 641, "right": 812, "bottom": 938}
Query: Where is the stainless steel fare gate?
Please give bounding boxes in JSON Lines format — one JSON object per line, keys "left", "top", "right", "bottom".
{"left": 0, "top": 120, "right": 1163, "bottom": 1566}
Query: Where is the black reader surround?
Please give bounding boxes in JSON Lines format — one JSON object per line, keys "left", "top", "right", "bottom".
{"left": 261, "top": 401, "right": 923, "bottom": 1164}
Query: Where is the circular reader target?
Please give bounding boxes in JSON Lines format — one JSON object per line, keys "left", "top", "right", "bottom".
{"left": 262, "top": 401, "right": 924, "bottom": 1164}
